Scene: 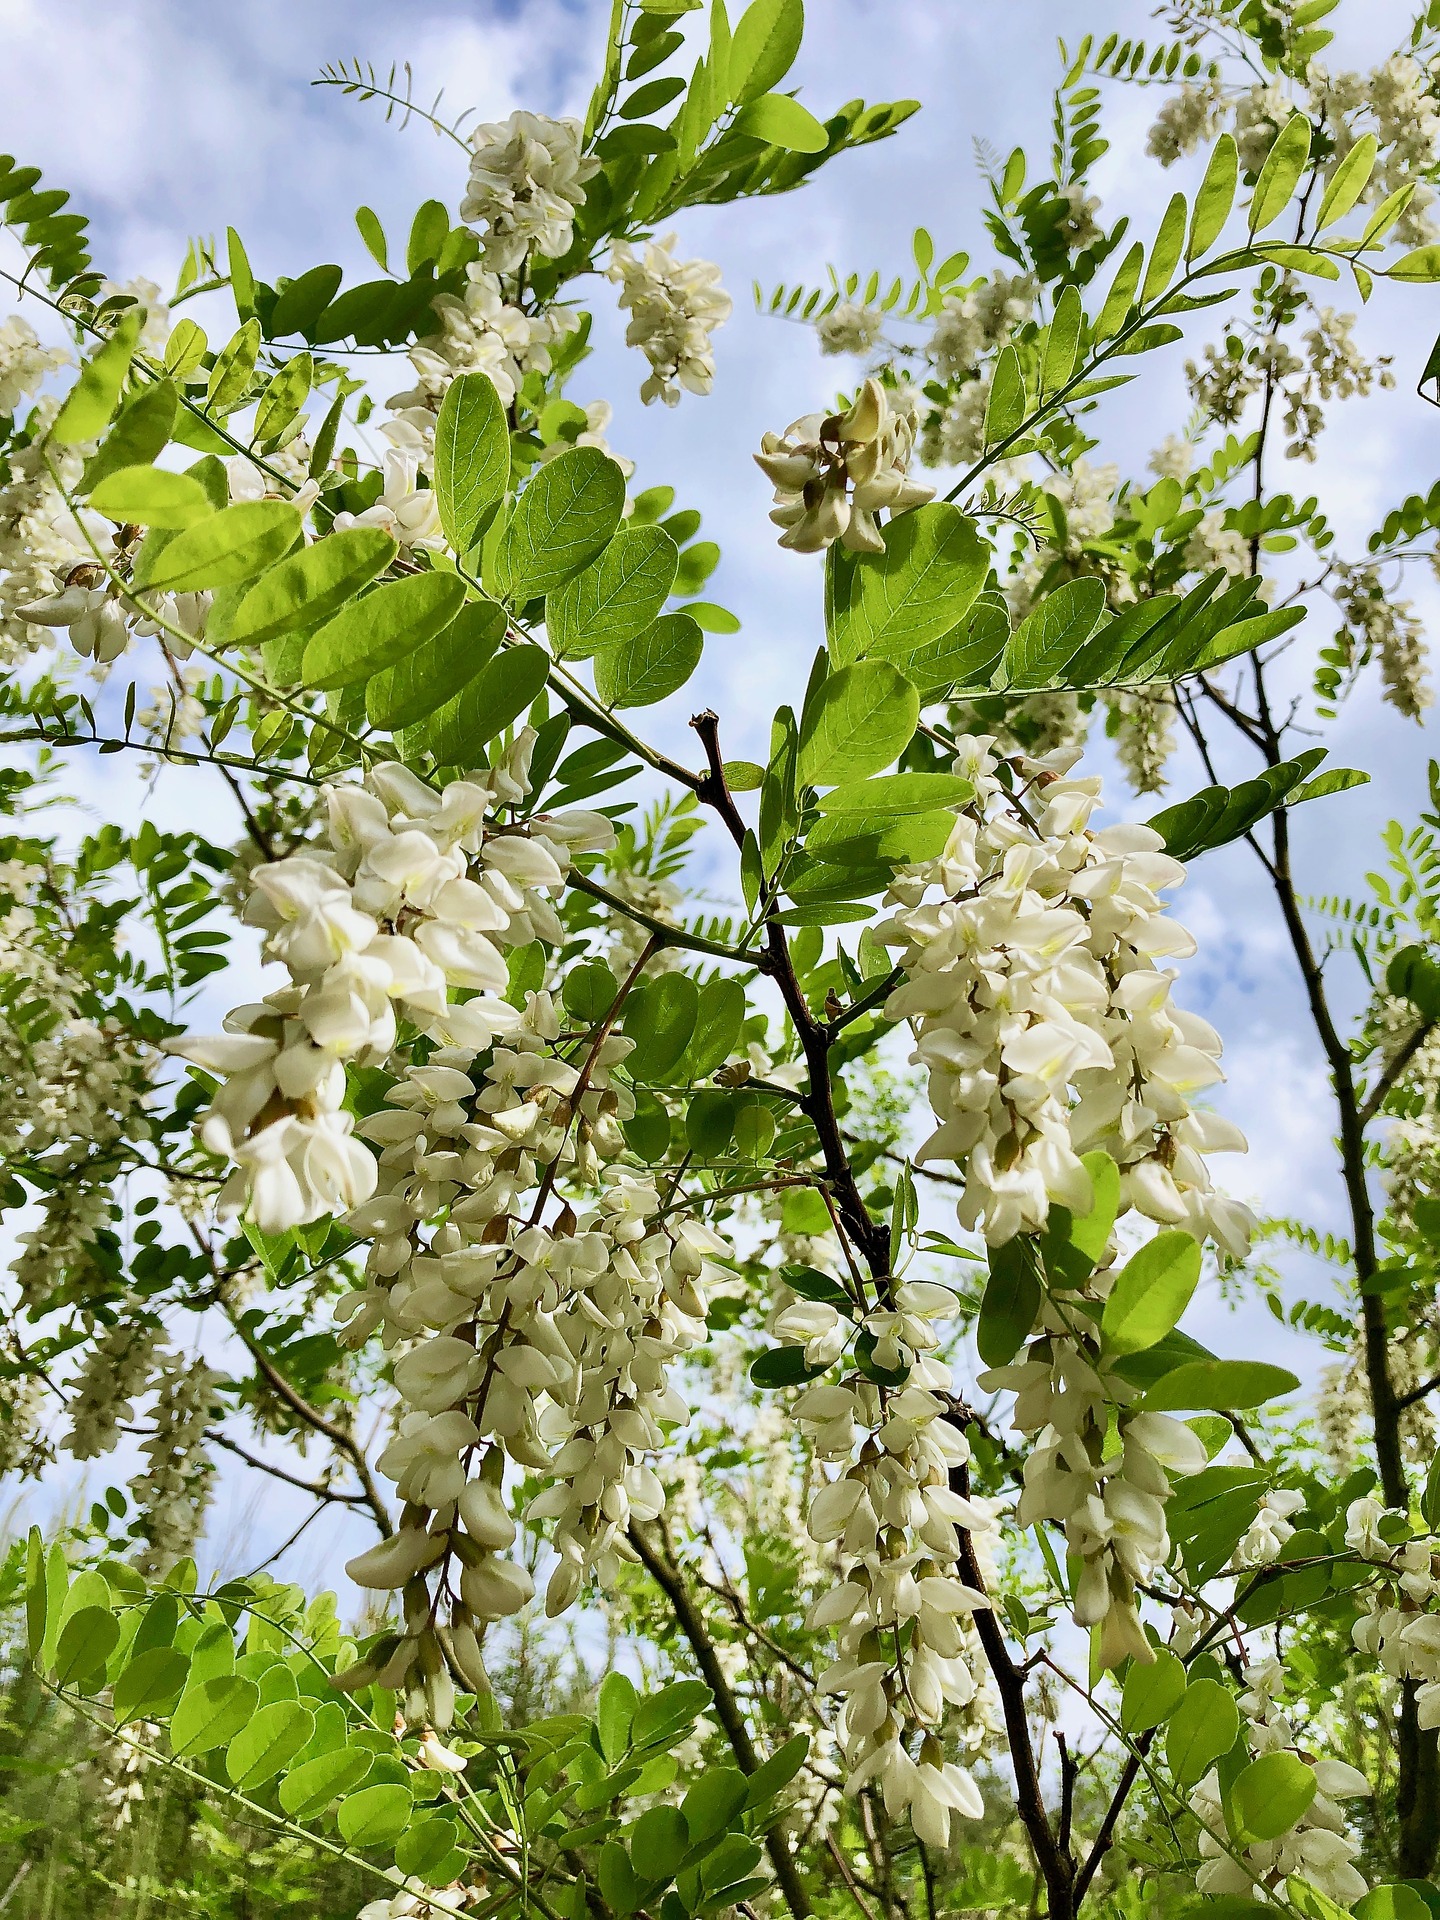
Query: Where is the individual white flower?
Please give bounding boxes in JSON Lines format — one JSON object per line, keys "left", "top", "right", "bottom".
{"left": 332, "top": 448, "right": 443, "bottom": 552}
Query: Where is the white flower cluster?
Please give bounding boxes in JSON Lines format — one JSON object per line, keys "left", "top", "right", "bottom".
{"left": 756, "top": 378, "right": 933, "bottom": 554}
{"left": 0, "top": 313, "right": 68, "bottom": 414}
{"left": 880, "top": 736, "right": 1253, "bottom": 1251}
{"left": 1334, "top": 562, "right": 1432, "bottom": 721}
{"left": 65, "top": 1320, "right": 160, "bottom": 1458}
{"left": 773, "top": 1274, "right": 997, "bottom": 1847}
{"left": 816, "top": 300, "right": 885, "bottom": 359}
{"left": 1347, "top": 1496, "right": 1440, "bottom": 1731}
{"left": 1182, "top": 510, "right": 1250, "bottom": 581}
{"left": 1107, "top": 685, "right": 1178, "bottom": 796}
{"left": 332, "top": 447, "right": 443, "bottom": 554}
{"left": 1146, "top": 82, "right": 1224, "bottom": 167}
{"left": 606, "top": 233, "right": 731, "bottom": 406}
{"left": 928, "top": 273, "right": 1036, "bottom": 383}
{"left": 461, "top": 111, "right": 599, "bottom": 275}
{"left": 1190, "top": 1654, "right": 1371, "bottom": 1906}
{"left": 388, "top": 266, "right": 573, "bottom": 429}
{"left": 1231, "top": 1486, "right": 1305, "bottom": 1568}
{"left": 0, "top": 405, "right": 92, "bottom": 667}
{"left": 130, "top": 1350, "right": 223, "bottom": 1576}
{"left": 1363, "top": 55, "right": 1440, "bottom": 247}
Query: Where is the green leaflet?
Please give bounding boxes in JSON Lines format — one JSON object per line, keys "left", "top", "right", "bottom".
{"left": 1225, "top": 1751, "right": 1316, "bottom": 1845}
{"left": 594, "top": 611, "right": 702, "bottom": 708}
{"left": 732, "top": 92, "right": 828, "bottom": 151}
{"left": 1100, "top": 1231, "right": 1201, "bottom": 1356}
{"left": 434, "top": 370, "right": 511, "bottom": 553}
{"left": 727, "top": 0, "right": 803, "bottom": 104}
{"left": 169, "top": 1675, "right": 260, "bottom": 1757}
{"left": 337, "top": 1782, "right": 412, "bottom": 1848}
{"left": 796, "top": 660, "right": 919, "bottom": 787}
{"left": 1141, "top": 1359, "right": 1300, "bottom": 1412}
{"left": 1121, "top": 1649, "right": 1187, "bottom": 1734}
{"left": 547, "top": 524, "right": 679, "bottom": 660}
{"left": 88, "top": 465, "right": 212, "bottom": 530}
{"left": 132, "top": 500, "right": 301, "bottom": 594}
{"left": 999, "top": 576, "right": 1108, "bottom": 689}
{"left": 624, "top": 973, "right": 699, "bottom": 1080}
{"left": 228, "top": 526, "right": 397, "bottom": 648}
{"left": 490, "top": 446, "right": 626, "bottom": 603}
{"left": 1165, "top": 1678, "right": 1239, "bottom": 1788}
{"left": 976, "top": 1236, "right": 1043, "bottom": 1368}
{"left": 816, "top": 771, "right": 974, "bottom": 814}
{"left": 826, "top": 503, "right": 990, "bottom": 668}
{"left": 80, "top": 378, "right": 178, "bottom": 490}
{"left": 367, "top": 598, "right": 506, "bottom": 731}
{"left": 1317, "top": 132, "right": 1377, "bottom": 231}
{"left": 1188, "top": 134, "right": 1238, "bottom": 259}
{"left": 51, "top": 312, "right": 143, "bottom": 444}
{"left": 423, "top": 642, "right": 549, "bottom": 765}
{"left": 1249, "top": 114, "right": 1312, "bottom": 235}
{"left": 301, "top": 571, "right": 466, "bottom": 691}
{"left": 225, "top": 1700, "right": 315, "bottom": 1789}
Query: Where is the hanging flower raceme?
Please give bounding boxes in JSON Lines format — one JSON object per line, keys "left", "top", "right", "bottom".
{"left": 606, "top": 233, "right": 732, "bottom": 406}
{"left": 756, "top": 378, "right": 934, "bottom": 553}
{"left": 1347, "top": 1496, "right": 1440, "bottom": 1730}
{"left": 460, "top": 111, "right": 599, "bottom": 275}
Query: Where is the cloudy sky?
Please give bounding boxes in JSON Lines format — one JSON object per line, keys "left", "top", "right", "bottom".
{"left": 3, "top": 0, "right": 1438, "bottom": 1581}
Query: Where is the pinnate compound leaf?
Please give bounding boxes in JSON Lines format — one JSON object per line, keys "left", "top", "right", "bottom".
{"left": 170, "top": 1675, "right": 260, "bottom": 1757}
{"left": 368, "top": 598, "right": 505, "bottom": 731}
{"left": 434, "top": 371, "right": 510, "bottom": 552}
{"left": 89, "top": 465, "right": 213, "bottom": 529}
{"left": 595, "top": 611, "right": 702, "bottom": 708}
{"left": 1165, "top": 1678, "right": 1239, "bottom": 1788}
{"left": 547, "top": 525, "right": 679, "bottom": 659}
{"left": 134, "top": 501, "right": 300, "bottom": 594}
{"left": 797, "top": 661, "right": 919, "bottom": 787}
{"left": 1141, "top": 1360, "right": 1299, "bottom": 1413}
{"left": 302, "top": 571, "right": 466, "bottom": 691}
{"left": 1226, "top": 1751, "right": 1316, "bottom": 1845}
{"left": 229, "top": 527, "right": 396, "bottom": 646}
{"left": 826, "top": 504, "right": 990, "bottom": 668}
{"left": 52, "top": 312, "right": 142, "bottom": 444}
{"left": 1101, "top": 1231, "right": 1202, "bottom": 1356}
{"left": 492, "top": 446, "right": 626, "bottom": 602}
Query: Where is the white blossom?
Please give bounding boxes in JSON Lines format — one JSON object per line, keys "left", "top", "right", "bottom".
{"left": 606, "top": 233, "right": 731, "bottom": 406}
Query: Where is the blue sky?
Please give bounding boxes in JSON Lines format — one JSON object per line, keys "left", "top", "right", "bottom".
{"left": 4, "top": 0, "right": 1439, "bottom": 1578}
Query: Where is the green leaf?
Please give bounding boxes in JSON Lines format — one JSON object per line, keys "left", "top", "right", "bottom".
{"left": 302, "top": 571, "right": 466, "bottom": 691}
{"left": 683, "top": 1765, "right": 749, "bottom": 1843}
{"left": 1226, "top": 1751, "right": 1316, "bottom": 1845}
{"left": 52, "top": 313, "right": 142, "bottom": 444}
{"left": 977, "top": 1236, "right": 1042, "bottom": 1367}
{"left": 684, "top": 977, "right": 746, "bottom": 1075}
{"left": 1000, "top": 577, "right": 1107, "bottom": 688}
{"left": 632, "top": 1680, "right": 713, "bottom": 1750}
{"left": 81, "top": 379, "right": 179, "bottom": 490}
{"left": 425, "top": 642, "right": 549, "bottom": 763}
{"left": 1388, "top": 944, "right": 1440, "bottom": 1023}
{"left": 727, "top": 0, "right": 802, "bottom": 103}
{"left": 1095, "top": 242, "right": 1143, "bottom": 341}
{"left": 53, "top": 1605, "right": 119, "bottom": 1687}
{"left": 984, "top": 344, "right": 1026, "bottom": 445}
{"left": 1249, "top": 114, "right": 1312, "bottom": 234}
{"left": 631, "top": 1805, "right": 690, "bottom": 1883}
{"left": 1101, "top": 1231, "right": 1202, "bottom": 1356}
{"left": 595, "top": 612, "right": 702, "bottom": 708}
{"left": 624, "top": 973, "right": 700, "bottom": 1080}
{"left": 1188, "top": 136, "right": 1238, "bottom": 261}
{"left": 686, "top": 1088, "right": 735, "bottom": 1156}
{"left": 1042, "top": 285, "right": 1083, "bottom": 392}
{"left": 89, "top": 465, "right": 213, "bottom": 530}
{"left": 227, "top": 227, "right": 257, "bottom": 319}
{"left": 1165, "top": 1677, "right": 1239, "bottom": 1788}
{"left": 1391, "top": 245, "right": 1440, "bottom": 283}
{"left": 1354, "top": 1891, "right": 1435, "bottom": 1920}
{"left": 598, "top": 1671, "right": 638, "bottom": 1763}
{"left": 206, "top": 319, "right": 261, "bottom": 414}
{"left": 745, "top": 1732, "right": 810, "bottom": 1806}
{"left": 548, "top": 525, "right": 679, "bottom": 660}
{"left": 337, "top": 1782, "right": 413, "bottom": 1849}
{"left": 600, "top": 1841, "right": 643, "bottom": 1916}
{"left": 170, "top": 1675, "right": 261, "bottom": 1757}
{"left": 112, "top": 1647, "right": 189, "bottom": 1724}
{"left": 395, "top": 1818, "right": 468, "bottom": 1883}
{"left": 733, "top": 92, "right": 828, "bottom": 150}
{"left": 278, "top": 1746, "right": 372, "bottom": 1818}
{"left": 1121, "top": 1648, "right": 1187, "bottom": 1733}
{"left": 368, "top": 598, "right": 505, "bottom": 731}
{"left": 1142, "top": 1360, "right": 1299, "bottom": 1413}
{"left": 356, "top": 206, "right": 388, "bottom": 271}
{"left": 434, "top": 371, "right": 511, "bottom": 553}
{"left": 229, "top": 526, "right": 397, "bottom": 648}
{"left": 492, "top": 447, "right": 626, "bottom": 602}
{"left": 226, "top": 1700, "right": 315, "bottom": 1788}
{"left": 818, "top": 771, "right": 972, "bottom": 814}
{"left": 797, "top": 661, "right": 919, "bottom": 787}
{"left": 1317, "top": 132, "right": 1378, "bottom": 231}
{"left": 254, "top": 353, "right": 313, "bottom": 446}
{"left": 1143, "top": 192, "right": 1189, "bottom": 303}
{"left": 827, "top": 504, "right": 990, "bottom": 671}
{"left": 133, "top": 501, "right": 300, "bottom": 593}
{"left": 164, "top": 320, "right": 208, "bottom": 380}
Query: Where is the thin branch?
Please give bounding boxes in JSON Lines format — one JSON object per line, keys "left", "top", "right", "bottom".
{"left": 206, "top": 1426, "right": 369, "bottom": 1505}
